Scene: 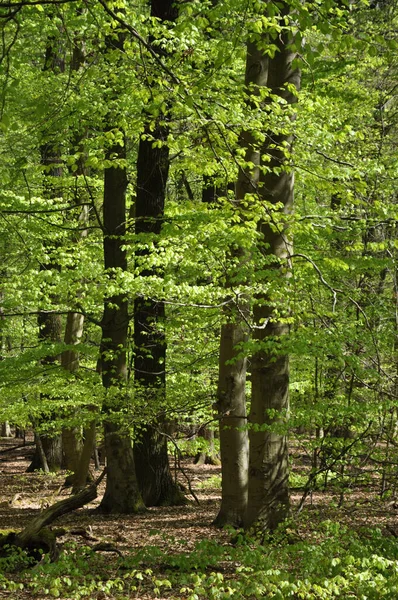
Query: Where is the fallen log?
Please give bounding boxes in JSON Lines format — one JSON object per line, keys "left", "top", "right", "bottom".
{"left": 0, "top": 469, "right": 106, "bottom": 563}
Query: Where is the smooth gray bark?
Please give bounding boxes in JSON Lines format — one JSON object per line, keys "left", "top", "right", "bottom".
{"left": 214, "top": 32, "right": 269, "bottom": 529}
{"left": 245, "top": 4, "right": 301, "bottom": 533}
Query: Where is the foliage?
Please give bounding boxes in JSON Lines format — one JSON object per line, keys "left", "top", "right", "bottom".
{"left": 2, "top": 522, "right": 398, "bottom": 599}
{"left": 0, "top": 0, "right": 395, "bottom": 455}
{"left": 0, "top": 0, "right": 397, "bottom": 587}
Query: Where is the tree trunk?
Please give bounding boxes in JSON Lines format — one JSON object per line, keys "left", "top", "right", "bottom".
{"left": 194, "top": 426, "right": 220, "bottom": 466}
{"left": 29, "top": 308, "right": 63, "bottom": 472}
{"left": 29, "top": 38, "right": 65, "bottom": 473}
{"left": 245, "top": 4, "right": 301, "bottom": 533}
{"left": 92, "top": 20, "right": 144, "bottom": 514}
{"left": 1, "top": 422, "right": 11, "bottom": 437}
{"left": 134, "top": 425, "right": 185, "bottom": 506}
{"left": 132, "top": 0, "right": 185, "bottom": 507}
{"left": 97, "top": 139, "right": 144, "bottom": 513}
{"left": 61, "top": 29, "right": 90, "bottom": 482}
{"left": 214, "top": 26, "right": 268, "bottom": 528}
{"left": 97, "top": 135, "right": 144, "bottom": 513}
{"left": 61, "top": 311, "right": 85, "bottom": 476}
{"left": 133, "top": 126, "right": 186, "bottom": 506}
{"left": 0, "top": 471, "right": 105, "bottom": 563}
{"left": 72, "top": 420, "right": 96, "bottom": 493}
{"left": 96, "top": 55, "right": 144, "bottom": 511}
{"left": 214, "top": 323, "right": 248, "bottom": 526}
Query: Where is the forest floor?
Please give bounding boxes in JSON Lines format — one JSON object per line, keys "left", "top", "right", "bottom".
{"left": 1, "top": 435, "right": 398, "bottom": 599}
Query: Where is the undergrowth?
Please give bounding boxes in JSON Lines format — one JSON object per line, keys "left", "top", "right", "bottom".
{"left": 2, "top": 521, "right": 398, "bottom": 599}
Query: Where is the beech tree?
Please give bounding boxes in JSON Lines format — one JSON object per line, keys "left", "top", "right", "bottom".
{"left": 244, "top": 2, "right": 300, "bottom": 532}
{"left": 0, "top": 0, "right": 396, "bottom": 528}
{"left": 132, "top": 0, "right": 185, "bottom": 507}
{"left": 97, "top": 18, "right": 144, "bottom": 513}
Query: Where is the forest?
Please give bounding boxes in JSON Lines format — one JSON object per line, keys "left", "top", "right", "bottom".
{"left": 0, "top": 0, "right": 397, "bottom": 597}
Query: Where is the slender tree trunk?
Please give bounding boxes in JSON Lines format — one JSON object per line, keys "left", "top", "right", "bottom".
{"left": 1, "top": 423, "right": 11, "bottom": 438}
{"left": 214, "top": 28, "right": 269, "bottom": 528}
{"left": 29, "top": 36, "right": 66, "bottom": 473}
{"left": 245, "top": 4, "right": 300, "bottom": 533}
{"left": 61, "top": 37, "right": 89, "bottom": 480}
{"left": 32, "top": 145, "right": 64, "bottom": 472}
{"left": 61, "top": 311, "right": 85, "bottom": 475}
{"left": 72, "top": 420, "right": 96, "bottom": 493}
{"left": 132, "top": 0, "right": 185, "bottom": 507}
{"left": 28, "top": 308, "right": 63, "bottom": 472}
{"left": 194, "top": 426, "right": 220, "bottom": 466}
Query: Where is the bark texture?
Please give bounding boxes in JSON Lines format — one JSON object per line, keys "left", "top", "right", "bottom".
{"left": 214, "top": 30, "right": 268, "bottom": 528}
{"left": 214, "top": 323, "right": 249, "bottom": 526}
{"left": 98, "top": 130, "right": 144, "bottom": 514}
{"left": 133, "top": 0, "right": 185, "bottom": 507}
{"left": 245, "top": 4, "right": 301, "bottom": 533}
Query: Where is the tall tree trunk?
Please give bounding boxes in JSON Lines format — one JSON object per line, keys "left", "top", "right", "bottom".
{"left": 31, "top": 147, "right": 64, "bottom": 472}
{"left": 96, "top": 22, "right": 144, "bottom": 513}
{"left": 61, "top": 33, "right": 89, "bottom": 480}
{"left": 132, "top": 0, "right": 185, "bottom": 507}
{"left": 97, "top": 131, "right": 144, "bottom": 514}
{"left": 214, "top": 25, "right": 269, "bottom": 528}
{"left": 29, "top": 35, "right": 66, "bottom": 473}
{"left": 245, "top": 3, "right": 301, "bottom": 533}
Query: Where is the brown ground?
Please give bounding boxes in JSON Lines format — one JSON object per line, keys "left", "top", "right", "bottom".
{"left": 0, "top": 435, "right": 398, "bottom": 599}
{"left": 0, "top": 435, "right": 231, "bottom": 555}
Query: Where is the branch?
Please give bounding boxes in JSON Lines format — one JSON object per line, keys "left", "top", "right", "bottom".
{"left": 96, "top": 0, "right": 180, "bottom": 86}
{"left": 0, "top": 0, "right": 79, "bottom": 7}
{"left": 2, "top": 308, "right": 102, "bottom": 328}
{"left": 15, "top": 469, "right": 106, "bottom": 546}
{"left": 160, "top": 430, "right": 200, "bottom": 505}
{"left": 315, "top": 149, "right": 355, "bottom": 168}
{"left": 0, "top": 203, "right": 92, "bottom": 215}
{"left": 291, "top": 253, "right": 339, "bottom": 312}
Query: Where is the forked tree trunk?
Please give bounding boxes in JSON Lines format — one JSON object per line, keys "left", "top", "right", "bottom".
{"left": 245, "top": 3, "right": 301, "bottom": 533}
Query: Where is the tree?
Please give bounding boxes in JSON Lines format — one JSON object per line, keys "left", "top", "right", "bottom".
{"left": 132, "top": 0, "right": 186, "bottom": 507}
{"left": 244, "top": 2, "right": 300, "bottom": 533}
{"left": 28, "top": 32, "right": 66, "bottom": 473}
{"left": 97, "top": 19, "right": 144, "bottom": 514}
